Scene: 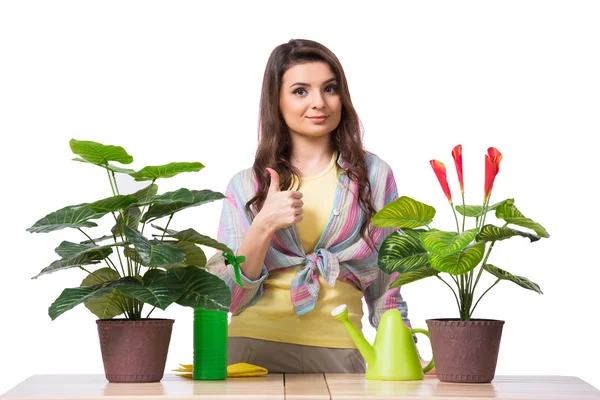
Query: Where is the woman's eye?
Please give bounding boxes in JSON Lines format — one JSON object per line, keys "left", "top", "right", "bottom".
{"left": 325, "top": 85, "right": 338, "bottom": 93}
{"left": 293, "top": 88, "right": 307, "bottom": 96}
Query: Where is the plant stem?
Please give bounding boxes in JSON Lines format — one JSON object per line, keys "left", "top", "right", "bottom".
{"left": 471, "top": 241, "right": 496, "bottom": 295}
{"left": 146, "top": 306, "right": 156, "bottom": 319}
{"left": 450, "top": 203, "right": 460, "bottom": 233}
{"left": 436, "top": 275, "right": 461, "bottom": 314}
{"left": 160, "top": 214, "right": 174, "bottom": 242}
{"left": 77, "top": 228, "right": 96, "bottom": 245}
{"left": 461, "top": 192, "right": 466, "bottom": 232}
{"left": 479, "top": 196, "right": 491, "bottom": 231}
{"left": 79, "top": 266, "right": 102, "bottom": 281}
{"left": 111, "top": 171, "right": 120, "bottom": 195}
{"left": 469, "top": 278, "right": 501, "bottom": 318}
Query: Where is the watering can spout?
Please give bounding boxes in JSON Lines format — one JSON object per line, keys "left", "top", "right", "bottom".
{"left": 331, "top": 304, "right": 375, "bottom": 366}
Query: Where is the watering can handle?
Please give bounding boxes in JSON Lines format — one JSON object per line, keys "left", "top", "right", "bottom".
{"left": 410, "top": 328, "right": 435, "bottom": 374}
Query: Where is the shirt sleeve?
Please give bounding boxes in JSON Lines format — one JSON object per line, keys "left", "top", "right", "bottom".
{"left": 363, "top": 166, "right": 413, "bottom": 330}
{"left": 205, "top": 174, "right": 269, "bottom": 315}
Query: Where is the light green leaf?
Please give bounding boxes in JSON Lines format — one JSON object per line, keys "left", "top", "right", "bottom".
{"left": 476, "top": 224, "right": 540, "bottom": 243}
{"left": 72, "top": 158, "right": 135, "bottom": 174}
{"left": 429, "top": 241, "right": 486, "bottom": 275}
{"left": 164, "top": 228, "right": 233, "bottom": 254}
{"left": 372, "top": 196, "right": 435, "bottom": 229}
{"left": 483, "top": 264, "right": 543, "bottom": 294}
{"left": 48, "top": 277, "right": 137, "bottom": 320}
{"left": 141, "top": 190, "right": 225, "bottom": 223}
{"left": 456, "top": 199, "right": 513, "bottom": 218}
{"left": 69, "top": 139, "right": 133, "bottom": 165}
{"left": 495, "top": 203, "right": 550, "bottom": 238}
{"left": 130, "top": 162, "right": 204, "bottom": 181}
{"left": 389, "top": 267, "right": 440, "bottom": 288}
{"left": 378, "top": 229, "right": 429, "bottom": 274}
{"left": 174, "top": 241, "right": 207, "bottom": 268}
{"left": 421, "top": 228, "right": 479, "bottom": 256}
{"left": 81, "top": 268, "right": 126, "bottom": 319}
{"left": 169, "top": 266, "right": 231, "bottom": 311}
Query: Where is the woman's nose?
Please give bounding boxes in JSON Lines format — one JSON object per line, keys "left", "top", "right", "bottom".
{"left": 311, "top": 92, "right": 326, "bottom": 109}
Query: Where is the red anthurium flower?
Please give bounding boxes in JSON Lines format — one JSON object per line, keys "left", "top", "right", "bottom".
{"left": 452, "top": 145, "right": 464, "bottom": 193}
{"left": 484, "top": 147, "right": 503, "bottom": 201}
{"left": 430, "top": 160, "right": 452, "bottom": 203}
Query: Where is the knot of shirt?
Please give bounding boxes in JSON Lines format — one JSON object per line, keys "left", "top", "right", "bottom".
{"left": 289, "top": 248, "right": 340, "bottom": 316}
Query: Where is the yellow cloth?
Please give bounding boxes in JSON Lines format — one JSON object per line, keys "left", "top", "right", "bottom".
{"left": 228, "top": 151, "right": 364, "bottom": 349}
{"left": 173, "top": 362, "right": 268, "bottom": 378}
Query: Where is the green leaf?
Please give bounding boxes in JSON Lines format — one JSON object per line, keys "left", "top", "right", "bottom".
{"left": 421, "top": 228, "right": 479, "bottom": 256}
{"left": 85, "top": 195, "right": 138, "bottom": 214}
{"left": 141, "top": 190, "right": 225, "bottom": 223}
{"left": 122, "top": 226, "right": 185, "bottom": 265}
{"left": 131, "top": 184, "right": 159, "bottom": 202}
{"left": 116, "top": 270, "right": 184, "bottom": 310}
{"left": 33, "top": 245, "right": 113, "bottom": 279}
{"left": 483, "top": 264, "right": 543, "bottom": 294}
{"left": 134, "top": 188, "right": 195, "bottom": 207}
{"left": 130, "top": 162, "right": 205, "bottom": 181}
{"left": 55, "top": 241, "right": 94, "bottom": 259}
{"left": 27, "top": 203, "right": 104, "bottom": 233}
{"left": 372, "top": 196, "right": 435, "bottom": 229}
{"left": 169, "top": 266, "right": 231, "bottom": 311}
{"left": 429, "top": 241, "right": 486, "bottom": 275}
{"left": 456, "top": 199, "right": 513, "bottom": 217}
{"left": 80, "top": 235, "right": 115, "bottom": 245}
{"left": 476, "top": 224, "right": 540, "bottom": 243}
{"left": 81, "top": 268, "right": 126, "bottom": 319}
{"left": 164, "top": 228, "right": 233, "bottom": 254}
{"left": 72, "top": 158, "right": 135, "bottom": 174}
{"left": 69, "top": 139, "right": 133, "bottom": 165}
{"left": 389, "top": 267, "right": 440, "bottom": 288}
{"left": 48, "top": 277, "right": 137, "bottom": 320}
{"left": 495, "top": 203, "right": 550, "bottom": 238}
{"left": 124, "top": 246, "right": 146, "bottom": 266}
{"left": 111, "top": 184, "right": 158, "bottom": 235}
{"left": 378, "top": 229, "right": 429, "bottom": 274}
{"left": 174, "top": 241, "right": 207, "bottom": 268}
{"left": 111, "top": 207, "right": 141, "bottom": 236}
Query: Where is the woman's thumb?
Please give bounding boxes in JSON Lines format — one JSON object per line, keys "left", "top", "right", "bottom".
{"left": 266, "top": 168, "right": 280, "bottom": 192}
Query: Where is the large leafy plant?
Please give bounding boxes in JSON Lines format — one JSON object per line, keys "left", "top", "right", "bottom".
{"left": 27, "top": 139, "right": 244, "bottom": 321}
{"left": 372, "top": 145, "right": 549, "bottom": 321}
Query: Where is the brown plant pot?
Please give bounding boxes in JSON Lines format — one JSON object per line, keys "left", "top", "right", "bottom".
{"left": 96, "top": 318, "right": 174, "bottom": 383}
{"left": 426, "top": 318, "right": 504, "bottom": 383}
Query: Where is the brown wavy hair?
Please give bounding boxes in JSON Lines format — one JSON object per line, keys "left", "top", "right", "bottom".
{"left": 246, "top": 38, "right": 378, "bottom": 249}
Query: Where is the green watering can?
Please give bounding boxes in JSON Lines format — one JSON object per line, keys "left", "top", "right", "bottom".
{"left": 331, "top": 304, "right": 434, "bottom": 381}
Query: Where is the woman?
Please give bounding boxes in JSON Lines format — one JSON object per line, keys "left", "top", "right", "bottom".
{"left": 207, "top": 39, "right": 418, "bottom": 374}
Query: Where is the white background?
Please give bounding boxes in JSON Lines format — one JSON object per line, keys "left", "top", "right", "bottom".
{"left": 1, "top": 0, "right": 599, "bottom": 394}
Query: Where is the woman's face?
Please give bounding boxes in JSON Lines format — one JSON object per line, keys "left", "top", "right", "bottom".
{"left": 279, "top": 61, "right": 342, "bottom": 140}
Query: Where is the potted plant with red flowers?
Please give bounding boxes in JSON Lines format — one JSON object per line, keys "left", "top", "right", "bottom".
{"left": 26, "top": 139, "right": 244, "bottom": 383}
{"left": 372, "top": 145, "right": 549, "bottom": 383}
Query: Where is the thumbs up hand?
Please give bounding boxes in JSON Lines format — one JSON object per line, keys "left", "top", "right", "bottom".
{"left": 255, "top": 168, "right": 304, "bottom": 233}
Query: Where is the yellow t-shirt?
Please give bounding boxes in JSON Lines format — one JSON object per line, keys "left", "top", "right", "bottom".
{"left": 228, "top": 152, "right": 364, "bottom": 348}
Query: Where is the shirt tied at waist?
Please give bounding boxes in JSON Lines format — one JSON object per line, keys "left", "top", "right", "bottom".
{"left": 290, "top": 248, "right": 340, "bottom": 316}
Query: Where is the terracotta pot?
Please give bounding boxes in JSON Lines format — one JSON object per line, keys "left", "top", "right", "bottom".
{"left": 426, "top": 318, "right": 504, "bottom": 383}
{"left": 96, "top": 318, "right": 174, "bottom": 383}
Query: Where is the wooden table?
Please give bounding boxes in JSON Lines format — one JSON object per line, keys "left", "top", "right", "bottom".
{"left": 2, "top": 374, "right": 599, "bottom": 399}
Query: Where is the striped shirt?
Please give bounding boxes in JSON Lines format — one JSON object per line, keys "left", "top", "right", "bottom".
{"left": 206, "top": 152, "right": 411, "bottom": 329}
